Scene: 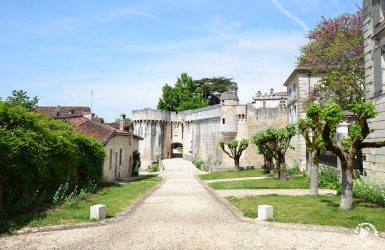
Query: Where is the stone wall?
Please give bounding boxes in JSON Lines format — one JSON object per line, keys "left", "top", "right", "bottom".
{"left": 363, "top": 0, "right": 385, "bottom": 179}
{"left": 132, "top": 92, "right": 288, "bottom": 169}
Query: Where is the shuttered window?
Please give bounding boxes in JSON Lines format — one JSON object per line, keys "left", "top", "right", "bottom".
{"left": 373, "top": 46, "right": 384, "bottom": 94}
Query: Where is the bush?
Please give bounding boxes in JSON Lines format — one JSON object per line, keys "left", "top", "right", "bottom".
{"left": 354, "top": 177, "right": 385, "bottom": 207}
{"left": 318, "top": 167, "right": 341, "bottom": 190}
{"left": 287, "top": 165, "right": 301, "bottom": 175}
{"left": 192, "top": 160, "right": 204, "bottom": 169}
{"left": 147, "top": 164, "right": 160, "bottom": 172}
{"left": 0, "top": 102, "right": 105, "bottom": 216}
{"left": 131, "top": 151, "right": 141, "bottom": 176}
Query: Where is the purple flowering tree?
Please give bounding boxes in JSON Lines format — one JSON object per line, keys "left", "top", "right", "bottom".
{"left": 298, "top": 10, "right": 385, "bottom": 210}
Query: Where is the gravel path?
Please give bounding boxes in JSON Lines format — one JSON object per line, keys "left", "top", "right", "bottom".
{"left": 214, "top": 188, "right": 337, "bottom": 197}
{"left": 1, "top": 159, "right": 384, "bottom": 249}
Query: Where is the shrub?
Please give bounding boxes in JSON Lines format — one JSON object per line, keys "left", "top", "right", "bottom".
{"left": 287, "top": 165, "right": 301, "bottom": 175}
{"left": 0, "top": 102, "right": 105, "bottom": 216}
{"left": 192, "top": 160, "right": 204, "bottom": 169}
{"left": 131, "top": 151, "right": 141, "bottom": 176}
{"left": 318, "top": 167, "right": 341, "bottom": 190}
{"left": 353, "top": 177, "right": 385, "bottom": 207}
{"left": 147, "top": 164, "right": 160, "bottom": 172}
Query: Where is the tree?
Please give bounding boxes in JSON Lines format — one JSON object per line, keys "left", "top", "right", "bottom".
{"left": 5, "top": 90, "right": 39, "bottom": 111}
{"left": 253, "top": 135, "right": 274, "bottom": 174}
{"left": 219, "top": 139, "right": 249, "bottom": 171}
{"left": 297, "top": 10, "right": 384, "bottom": 210}
{"left": 157, "top": 73, "right": 208, "bottom": 111}
{"left": 194, "top": 77, "right": 237, "bottom": 105}
{"left": 298, "top": 104, "right": 324, "bottom": 195}
{"left": 252, "top": 125, "right": 296, "bottom": 181}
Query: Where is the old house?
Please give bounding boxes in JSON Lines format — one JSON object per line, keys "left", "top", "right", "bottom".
{"left": 36, "top": 106, "right": 142, "bottom": 181}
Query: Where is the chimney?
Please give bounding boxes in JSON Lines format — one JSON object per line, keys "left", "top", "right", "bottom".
{"left": 270, "top": 88, "right": 274, "bottom": 95}
{"left": 119, "top": 113, "right": 126, "bottom": 131}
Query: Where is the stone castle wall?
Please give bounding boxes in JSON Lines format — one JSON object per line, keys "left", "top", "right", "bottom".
{"left": 132, "top": 91, "right": 288, "bottom": 169}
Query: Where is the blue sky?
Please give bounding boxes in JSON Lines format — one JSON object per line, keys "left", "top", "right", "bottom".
{"left": 0, "top": 0, "right": 360, "bottom": 122}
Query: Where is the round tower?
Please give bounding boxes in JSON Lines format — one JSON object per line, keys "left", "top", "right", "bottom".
{"left": 220, "top": 91, "right": 239, "bottom": 142}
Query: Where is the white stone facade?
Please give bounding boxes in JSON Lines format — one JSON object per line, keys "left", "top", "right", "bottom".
{"left": 363, "top": 0, "right": 385, "bottom": 179}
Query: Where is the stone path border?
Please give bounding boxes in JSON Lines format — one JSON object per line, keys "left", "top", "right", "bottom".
{"left": 213, "top": 188, "right": 337, "bottom": 197}
{"left": 203, "top": 176, "right": 272, "bottom": 184}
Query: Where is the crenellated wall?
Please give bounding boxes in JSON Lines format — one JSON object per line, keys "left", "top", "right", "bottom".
{"left": 132, "top": 91, "right": 288, "bottom": 169}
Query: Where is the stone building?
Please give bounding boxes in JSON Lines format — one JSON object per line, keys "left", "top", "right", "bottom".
{"left": 362, "top": 0, "right": 385, "bottom": 179}
{"left": 36, "top": 106, "right": 142, "bottom": 181}
{"left": 132, "top": 88, "right": 288, "bottom": 168}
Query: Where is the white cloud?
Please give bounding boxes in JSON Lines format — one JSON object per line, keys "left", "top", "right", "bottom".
{"left": 269, "top": 0, "right": 309, "bottom": 31}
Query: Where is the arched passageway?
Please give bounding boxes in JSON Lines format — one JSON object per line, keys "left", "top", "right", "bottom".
{"left": 171, "top": 143, "right": 183, "bottom": 158}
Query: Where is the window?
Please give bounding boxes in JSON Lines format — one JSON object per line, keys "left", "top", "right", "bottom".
{"left": 222, "top": 118, "right": 225, "bottom": 124}
{"left": 115, "top": 152, "right": 118, "bottom": 168}
{"left": 109, "top": 149, "right": 113, "bottom": 169}
{"left": 373, "top": 45, "right": 384, "bottom": 94}
{"left": 263, "top": 101, "right": 266, "bottom": 108}
{"left": 119, "top": 148, "right": 122, "bottom": 166}
{"left": 373, "top": 0, "right": 385, "bottom": 26}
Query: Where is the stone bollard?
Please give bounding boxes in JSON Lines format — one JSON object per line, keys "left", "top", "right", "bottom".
{"left": 90, "top": 204, "right": 107, "bottom": 220}
{"left": 257, "top": 205, "right": 273, "bottom": 220}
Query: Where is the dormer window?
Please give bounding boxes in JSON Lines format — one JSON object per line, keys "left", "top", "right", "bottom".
{"left": 69, "top": 110, "right": 75, "bottom": 115}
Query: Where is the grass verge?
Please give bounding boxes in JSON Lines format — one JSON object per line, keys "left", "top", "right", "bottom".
{"left": 199, "top": 168, "right": 273, "bottom": 180}
{"left": 227, "top": 195, "right": 385, "bottom": 231}
{"left": 208, "top": 176, "right": 309, "bottom": 190}
{"left": 0, "top": 177, "right": 161, "bottom": 233}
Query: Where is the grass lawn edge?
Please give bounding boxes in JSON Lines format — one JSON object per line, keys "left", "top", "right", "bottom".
{"left": 5, "top": 177, "right": 165, "bottom": 236}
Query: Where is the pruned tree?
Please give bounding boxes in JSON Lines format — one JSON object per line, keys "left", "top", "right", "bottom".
{"left": 298, "top": 104, "right": 324, "bottom": 195}
{"left": 316, "top": 102, "right": 385, "bottom": 210}
{"left": 252, "top": 125, "right": 296, "bottom": 181}
{"left": 253, "top": 136, "right": 274, "bottom": 174}
{"left": 6, "top": 90, "right": 39, "bottom": 111}
{"left": 219, "top": 139, "right": 249, "bottom": 171}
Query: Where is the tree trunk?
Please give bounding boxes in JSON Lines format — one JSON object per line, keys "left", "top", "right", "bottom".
{"left": 309, "top": 149, "right": 320, "bottom": 195}
{"left": 279, "top": 154, "right": 287, "bottom": 181}
{"left": 340, "top": 163, "right": 353, "bottom": 210}
{"left": 234, "top": 158, "right": 240, "bottom": 171}
{"left": 267, "top": 157, "right": 274, "bottom": 174}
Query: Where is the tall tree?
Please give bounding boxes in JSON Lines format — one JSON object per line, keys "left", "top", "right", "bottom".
{"left": 157, "top": 73, "right": 208, "bottom": 111}
{"left": 219, "top": 139, "right": 249, "bottom": 171}
{"left": 6, "top": 90, "right": 39, "bottom": 111}
{"left": 253, "top": 125, "right": 296, "bottom": 181}
{"left": 194, "top": 77, "right": 237, "bottom": 105}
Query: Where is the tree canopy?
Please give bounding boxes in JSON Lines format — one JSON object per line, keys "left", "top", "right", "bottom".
{"left": 219, "top": 139, "right": 249, "bottom": 171}
{"left": 5, "top": 90, "right": 39, "bottom": 111}
{"left": 157, "top": 74, "right": 236, "bottom": 111}
{"left": 157, "top": 73, "right": 208, "bottom": 111}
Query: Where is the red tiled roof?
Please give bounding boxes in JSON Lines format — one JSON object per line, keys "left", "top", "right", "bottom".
{"left": 65, "top": 117, "right": 89, "bottom": 127}
{"left": 35, "top": 106, "right": 91, "bottom": 118}
{"left": 76, "top": 121, "right": 116, "bottom": 145}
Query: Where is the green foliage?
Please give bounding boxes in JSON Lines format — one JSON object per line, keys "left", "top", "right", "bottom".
{"left": 318, "top": 167, "right": 341, "bottom": 190}
{"left": 219, "top": 139, "right": 249, "bottom": 170}
{"left": 192, "top": 160, "right": 204, "bottom": 169}
{"left": 305, "top": 104, "right": 322, "bottom": 118}
{"left": 0, "top": 102, "right": 105, "bottom": 216}
{"left": 194, "top": 77, "right": 236, "bottom": 105}
{"left": 157, "top": 73, "right": 208, "bottom": 111}
{"left": 320, "top": 102, "right": 344, "bottom": 126}
{"left": 131, "top": 151, "right": 141, "bottom": 177}
{"left": 287, "top": 165, "right": 301, "bottom": 175}
{"left": 5, "top": 90, "right": 39, "bottom": 111}
{"left": 354, "top": 177, "right": 385, "bottom": 207}
{"left": 96, "top": 117, "right": 104, "bottom": 123}
{"left": 147, "top": 164, "right": 160, "bottom": 172}
{"left": 351, "top": 102, "right": 376, "bottom": 119}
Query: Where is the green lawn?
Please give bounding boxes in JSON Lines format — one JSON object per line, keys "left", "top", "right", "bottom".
{"left": 227, "top": 195, "right": 385, "bottom": 231}
{"left": 1, "top": 177, "right": 161, "bottom": 233}
{"left": 199, "top": 168, "right": 273, "bottom": 180}
{"left": 208, "top": 176, "right": 309, "bottom": 190}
